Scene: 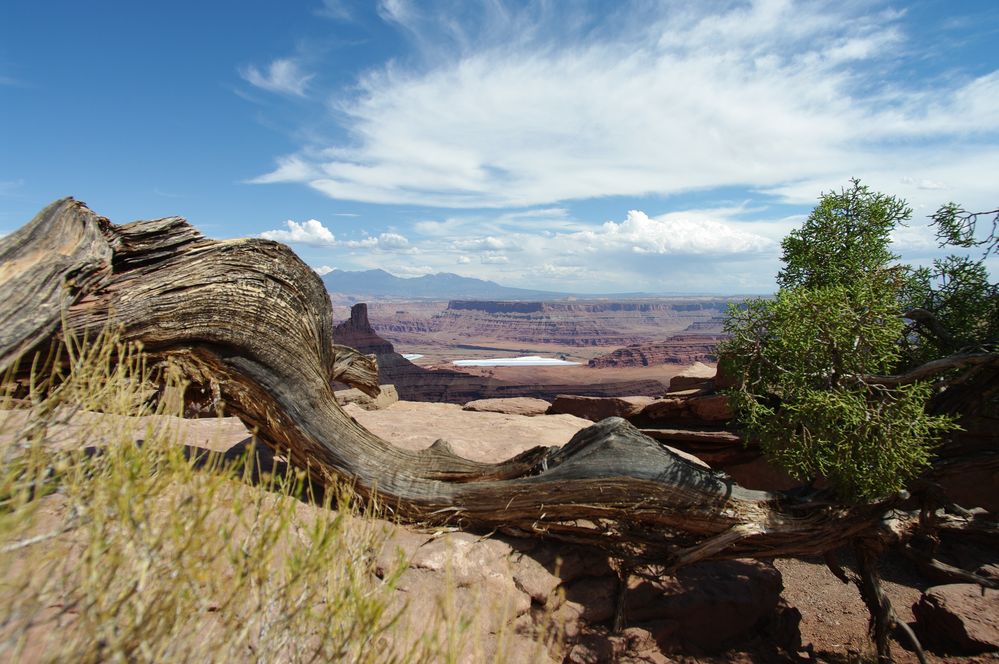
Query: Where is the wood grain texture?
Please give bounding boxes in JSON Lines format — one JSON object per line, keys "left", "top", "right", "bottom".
{"left": 0, "top": 199, "right": 929, "bottom": 565}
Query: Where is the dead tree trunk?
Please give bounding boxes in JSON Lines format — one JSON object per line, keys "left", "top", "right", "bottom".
{"left": 0, "top": 199, "right": 987, "bottom": 569}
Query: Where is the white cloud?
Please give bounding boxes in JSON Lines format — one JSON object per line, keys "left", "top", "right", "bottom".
{"left": 262, "top": 219, "right": 412, "bottom": 251}
{"left": 376, "top": 232, "right": 410, "bottom": 249}
{"left": 342, "top": 231, "right": 411, "bottom": 250}
{"left": 341, "top": 236, "right": 378, "bottom": 248}
{"left": 250, "top": 156, "right": 318, "bottom": 184}
{"left": 392, "top": 264, "right": 434, "bottom": 276}
{"left": 313, "top": 264, "right": 335, "bottom": 275}
{"left": 318, "top": 204, "right": 787, "bottom": 292}
{"left": 900, "top": 177, "right": 947, "bottom": 191}
{"left": 261, "top": 219, "right": 336, "bottom": 245}
{"left": 577, "top": 210, "right": 773, "bottom": 256}
{"left": 453, "top": 235, "right": 518, "bottom": 252}
{"left": 252, "top": 2, "right": 999, "bottom": 209}
{"left": 240, "top": 58, "right": 313, "bottom": 97}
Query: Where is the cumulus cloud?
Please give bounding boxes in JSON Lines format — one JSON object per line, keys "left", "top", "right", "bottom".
{"left": 262, "top": 219, "right": 411, "bottom": 252}
{"left": 240, "top": 58, "right": 313, "bottom": 97}
{"left": 378, "top": 206, "right": 781, "bottom": 291}
{"left": 375, "top": 232, "right": 410, "bottom": 249}
{"left": 251, "top": 2, "right": 999, "bottom": 209}
{"left": 578, "top": 210, "right": 773, "bottom": 255}
{"left": 453, "top": 235, "right": 518, "bottom": 252}
{"left": 313, "top": 265, "right": 335, "bottom": 275}
{"left": 261, "top": 219, "right": 336, "bottom": 245}
{"left": 342, "top": 232, "right": 411, "bottom": 250}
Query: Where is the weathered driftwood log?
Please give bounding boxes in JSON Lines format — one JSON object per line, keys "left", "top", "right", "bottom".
{"left": 0, "top": 198, "right": 982, "bottom": 567}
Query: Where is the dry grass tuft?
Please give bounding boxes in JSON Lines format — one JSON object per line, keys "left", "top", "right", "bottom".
{"left": 0, "top": 328, "right": 508, "bottom": 663}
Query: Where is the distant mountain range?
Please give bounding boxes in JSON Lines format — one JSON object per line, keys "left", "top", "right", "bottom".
{"left": 322, "top": 268, "right": 572, "bottom": 300}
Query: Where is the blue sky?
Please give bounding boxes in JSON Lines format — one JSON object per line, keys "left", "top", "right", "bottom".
{"left": 2, "top": 0, "right": 997, "bottom": 293}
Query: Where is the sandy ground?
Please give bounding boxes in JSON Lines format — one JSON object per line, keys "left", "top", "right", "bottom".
{"left": 439, "top": 362, "right": 697, "bottom": 387}
{"left": 342, "top": 401, "right": 592, "bottom": 461}
{"left": 5, "top": 403, "right": 994, "bottom": 662}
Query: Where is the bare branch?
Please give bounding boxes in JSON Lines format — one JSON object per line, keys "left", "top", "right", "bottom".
{"left": 856, "top": 352, "right": 999, "bottom": 387}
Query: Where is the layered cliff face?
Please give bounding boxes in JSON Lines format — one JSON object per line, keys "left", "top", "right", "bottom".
{"left": 332, "top": 303, "right": 667, "bottom": 403}
{"left": 332, "top": 303, "right": 394, "bottom": 354}
{"left": 587, "top": 334, "right": 726, "bottom": 368}
{"left": 369, "top": 298, "right": 739, "bottom": 348}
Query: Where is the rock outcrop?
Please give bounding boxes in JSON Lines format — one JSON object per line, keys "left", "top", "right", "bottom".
{"left": 333, "top": 303, "right": 394, "bottom": 354}
{"left": 373, "top": 524, "right": 797, "bottom": 662}
{"left": 666, "top": 361, "right": 718, "bottom": 392}
{"left": 462, "top": 397, "right": 552, "bottom": 416}
{"left": 587, "top": 334, "right": 726, "bottom": 368}
{"left": 548, "top": 395, "right": 656, "bottom": 421}
{"left": 913, "top": 584, "right": 999, "bottom": 654}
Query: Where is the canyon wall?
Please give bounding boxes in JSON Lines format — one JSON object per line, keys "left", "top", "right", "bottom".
{"left": 587, "top": 334, "right": 727, "bottom": 368}
{"left": 370, "top": 297, "right": 739, "bottom": 348}
{"left": 334, "top": 304, "right": 667, "bottom": 403}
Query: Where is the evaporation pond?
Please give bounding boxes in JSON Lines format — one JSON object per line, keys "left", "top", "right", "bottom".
{"left": 452, "top": 356, "right": 580, "bottom": 367}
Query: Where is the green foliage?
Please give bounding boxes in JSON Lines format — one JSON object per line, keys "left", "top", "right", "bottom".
{"left": 902, "top": 255, "right": 999, "bottom": 363}
{"left": 723, "top": 284, "right": 955, "bottom": 502}
{"left": 722, "top": 180, "right": 963, "bottom": 504}
{"left": 777, "top": 178, "right": 911, "bottom": 291}
{"left": 899, "top": 203, "right": 999, "bottom": 364}
{"left": 930, "top": 203, "right": 999, "bottom": 258}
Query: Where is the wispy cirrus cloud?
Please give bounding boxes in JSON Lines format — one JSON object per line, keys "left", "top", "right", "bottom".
{"left": 239, "top": 57, "right": 313, "bottom": 97}
{"left": 316, "top": 0, "right": 353, "bottom": 21}
{"left": 252, "top": 1, "right": 999, "bottom": 211}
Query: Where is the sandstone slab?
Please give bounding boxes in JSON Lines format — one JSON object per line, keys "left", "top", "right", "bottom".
{"left": 462, "top": 397, "right": 552, "bottom": 416}
{"left": 343, "top": 400, "right": 590, "bottom": 463}
{"left": 687, "top": 394, "right": 733, "bottom": 421}
{"left": 548, "top": 395, "right": 656, "bottom": 422}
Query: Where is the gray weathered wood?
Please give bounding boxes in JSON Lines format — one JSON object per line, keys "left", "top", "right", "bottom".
{"left": 0, "top": 199, "right": 927, "bottom": 564}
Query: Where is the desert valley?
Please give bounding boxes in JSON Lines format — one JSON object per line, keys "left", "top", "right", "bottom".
{"left": 328, "top": 286, "right": 739, "bottom": 403}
